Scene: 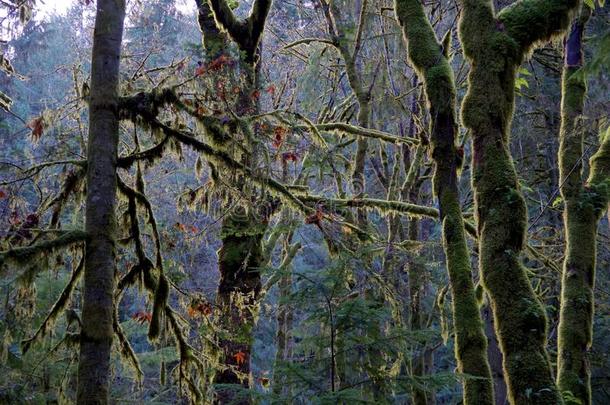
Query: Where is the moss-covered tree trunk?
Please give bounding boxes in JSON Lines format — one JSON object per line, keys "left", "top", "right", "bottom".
{"left": 319, "top": 0, "right": 371, "bottom": 211}
{"left": 557, "top": 9, "right": 610, "bottom": 405}
{"left": 457, "top": 0, "right": 580, "bottom": 403}
{"left": 407, "top": 216, "right": 432, "bottom": 405}
{"left": 77, "top": 0, "right": 126, "bottom": 403}
{"left": 483, "top": 304, "right": 508, "bottom": 405}
{"left": 395, "top": 1, "right": 494, "bottom": 403}
{"left": 198, "top": 1, "right": 272, "bottom": 400}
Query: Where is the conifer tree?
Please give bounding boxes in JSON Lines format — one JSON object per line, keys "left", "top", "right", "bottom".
{"left": 77, "top": 0, "right": 126, "bottom": 403}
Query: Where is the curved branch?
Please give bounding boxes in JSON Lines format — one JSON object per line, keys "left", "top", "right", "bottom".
{"left": 499, "top": 0, "right": 579, "bottom": 54}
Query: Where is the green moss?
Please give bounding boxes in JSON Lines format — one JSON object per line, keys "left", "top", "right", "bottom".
{"left": 148, "top": 274, "right": 169, "bottom": 341}
{"left": 557, "top": 11, "right": 608, "bottom": 404}
{"left": 395, "top": 1, "right": 494, "bottom": 403}
{"left": 457, "top": 0, "right": 580, "bottom": 403}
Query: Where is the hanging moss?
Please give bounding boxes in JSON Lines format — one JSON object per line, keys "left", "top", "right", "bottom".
{"left": 113, "top": 293, "right": 144, "bottom": 383}
{"left": 148, "top": 274, "right": 169, "bottom": 341}
{"left": 458, "top": 0, "right": 580, "bottom": 403}
{"left": 0, "top": 231, "right": 88, "bottom": 268}
{"left": 21, "top": 254, "right": 84, "bottom": 354}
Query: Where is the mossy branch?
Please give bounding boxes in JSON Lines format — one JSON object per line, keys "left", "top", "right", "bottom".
{"left": 282, "top": 37, "right": 336, "bottom": 50}
{"left": 305, "top": 122, "right": 418, "bottom": 146}
{"left": 1, "top": 159, "right": 86, "bottom": 186}
{"left": 113, "top": 297, "right": 144, "bottom": 383}
{"left": 207, "top": 0, "right": 272, "bottom": 63}
{"left": 499, "top": 0, "right": 579, "bottom": 55}
{"left": 0, "top": 230, "right": 88, "bottom": 268}
{"left": 587, "top": 126, "right": 610, "bottom": 209}
{"left": 194, "top": 0, "right": 227, "bottom": 58}
{"left": 21, "top": 254, "right": 84, "bottom": 354}
{"left": 261, "top": 242, "right": 301, "bottom": 296}
{"left": 117, "top": 135, "right": 170, "bottom": 169}
{"left": 151, "top": 119, "right": 313, "bottom": 214}
{"left": 296, "top": 194, "right": 440, "bottom": 219}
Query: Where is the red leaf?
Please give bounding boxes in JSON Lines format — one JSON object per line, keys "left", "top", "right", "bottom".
{"left": 207, "top": 55, "right": 231, "bottom": 72}
{"left": 273, "top": 126, "right": 287, "bottom": 148}
{"left": 0, "top": 189, "right": 6, "bottom": 199}
{"left": 266, "top": 85, "right": 276, "bottom": 95}
{"left": 195, "top": 65, "right": 206, "bottom": 77}
{"left": 27, "top": 116, "right": 45, "bottom": 141}
{"left": 132, "top": 311, "right": 152, "bottom": 324}
{"left": 305, "top": 208, "right": 324, "bottom": 225}
{"left": 281, "top": 152, "right": 298, "bottom": 163}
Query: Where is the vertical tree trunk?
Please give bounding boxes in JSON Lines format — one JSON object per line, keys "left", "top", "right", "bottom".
{"left": 557, "top": 9, "right": 610, "bottom": 405}
{"left": 483, "top": 305, "right": 508, "bottom": 405}
{"left": 395, "top": 1, "right": 494, "bottom": 403}
{"left": 77, "top": 1, "right": 126, "bottom": 404}
{"left": 407, "top": 217, "right": 431, "bottom": 405}
{"left": 457, "top": 0, "right": 579, "bottom": 403}
{"left": 198, "top": 1, "right": 273, "bottom": 400}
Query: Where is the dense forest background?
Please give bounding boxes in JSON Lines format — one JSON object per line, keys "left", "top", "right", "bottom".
{"left": 0, "top": 0, "right": 609, "bottom": 404}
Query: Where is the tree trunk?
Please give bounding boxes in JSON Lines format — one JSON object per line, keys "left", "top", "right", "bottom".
{"left": 197, "top": 2, "right": 273, "bottom": 401}
{"left": 458, "top": 0, "right": 580, "bottom": 403}
{"left": 557, "top": 9, "right": 610, "bottom": 405}
{"left": 77, "top": 1, "right": 126, "bottom": 404}
{"left": 395, "top": 1, "right": 494, "bottom": 403}
{"left": 483, "top": 304, "right": 508, "bottom": 405}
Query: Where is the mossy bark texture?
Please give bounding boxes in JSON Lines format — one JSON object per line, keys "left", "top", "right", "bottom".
{"left": 458, "top": 0, "right": 579, "bottom": 403}
{"left": 77, "top": 0, "right": 126, "bottom": 404}
{"left": 195, "top": 0, "right": 227, "bottom": 59}
{"left": 395, "top": 1, "right": 494, "bottom": 404}
{"left": 198, "top": 1, "right": 273, "bottom": 400}
{"left": 557, "top": 9, "right": 610, "bottom": 405}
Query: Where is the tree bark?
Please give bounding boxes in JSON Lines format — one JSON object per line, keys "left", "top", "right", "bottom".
{"left": 557, "top": 8, "right": 610, "bottom": 405}
{"left": 458, "top": 0, "right": 579, "bottom": 403}
{"left": 395, "top": 1, "right": 494, "bottom": 404}
{"left": 196, "top": 1, "right": 273, "bottom": 401}
{"left": 77, "top": 0, "right": 126, "bottom": 404}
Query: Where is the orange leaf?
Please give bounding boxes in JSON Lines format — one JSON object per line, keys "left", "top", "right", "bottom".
{"left": 233, "top": 351, "right": 247, "bottom": 365}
